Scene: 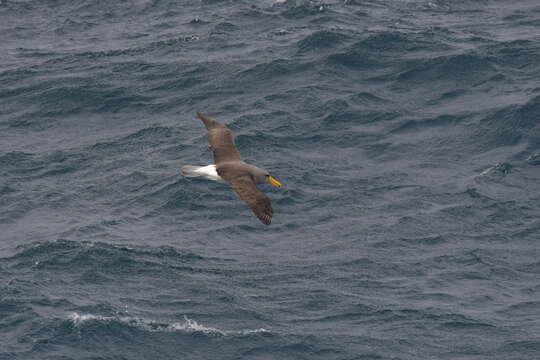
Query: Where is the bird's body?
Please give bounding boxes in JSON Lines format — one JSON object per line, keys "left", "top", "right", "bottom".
{"left": 181, "top": 112, "right": 282, "bottom": 225}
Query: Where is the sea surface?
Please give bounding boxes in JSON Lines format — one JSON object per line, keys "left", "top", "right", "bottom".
{"left": 2, "top": 0, "right": 540, "bottom": 359}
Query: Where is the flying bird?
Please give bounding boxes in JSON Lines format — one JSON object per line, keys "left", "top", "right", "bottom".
{"left": 181, "top": 112, "right": 282, "bottom": 225}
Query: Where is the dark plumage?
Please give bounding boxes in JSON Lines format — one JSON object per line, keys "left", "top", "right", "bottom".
{"left": 190, "top": 112, "right": 282, "bottom": 225}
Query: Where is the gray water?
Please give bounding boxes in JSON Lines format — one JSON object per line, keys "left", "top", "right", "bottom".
{"left": 2, "top": 0, "right": 540, "bottom": 359}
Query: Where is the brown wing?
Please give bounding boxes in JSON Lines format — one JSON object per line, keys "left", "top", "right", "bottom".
{"left": 196, "top": 112, "right": 241, "bottom": 164}
{"left": 228, "top": 175, "right": 273, "bottom": 225}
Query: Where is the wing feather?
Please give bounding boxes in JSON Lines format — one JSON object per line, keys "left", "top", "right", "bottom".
{"left": 228, "top": 176, "right": 273, "bottom": 225}
{"left": 197, "top": 112, "right": 241, "bottom": 164}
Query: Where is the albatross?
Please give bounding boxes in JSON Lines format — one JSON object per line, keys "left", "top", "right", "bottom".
{"left": 181, "top": 112, "right": 282, "bottom": 225}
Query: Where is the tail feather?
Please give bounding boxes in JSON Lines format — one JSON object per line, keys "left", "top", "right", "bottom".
{"left": 181, "top": 165, "right": 204, "bottom": 177}
{"left": 181, "top": 164, "right": 223, "bottom": 181}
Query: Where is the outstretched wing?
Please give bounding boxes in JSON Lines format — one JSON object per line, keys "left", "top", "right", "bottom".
{"left": 196, "top": 112, "right": 241, "bottom": 164}
{"left": 228, "top": 175, "right": 273, "bottom": 225}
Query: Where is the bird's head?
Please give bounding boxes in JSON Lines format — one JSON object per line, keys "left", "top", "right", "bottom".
{"left": 252, "top": 167, "right": 282, "bottom": 188}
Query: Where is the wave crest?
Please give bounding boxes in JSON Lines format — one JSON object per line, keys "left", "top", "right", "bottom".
{"left": 69, "top": 312, "right": 268, "bottom": 336}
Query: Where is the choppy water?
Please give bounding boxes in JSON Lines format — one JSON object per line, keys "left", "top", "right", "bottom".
{"left": 2, "top": 0, "right": 540, "bottom": 359}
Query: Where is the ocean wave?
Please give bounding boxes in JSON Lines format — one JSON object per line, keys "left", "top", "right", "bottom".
{"left": 236, "top": 58, "right": 314, "bottom": 81}
{"left": 474, "top": 95, "right": 540, "bottom": 148}
{"left": 526, "top": 153, "right": 540, "bottom": 165}
{"left": 2, "top": 239, "right": 208, "bottom": 272}
{"left": 359, "top": 31, "right": 450, "bottom": 54}
{"left": 69, "top": 312, "right": 268, "bottom": 336}
{"left": 395, "top": 52, "right": 498, "bottom": 85}
{"left": 391, "top": 114, "right": 464, "bottom": 134}
{"left": 297, "top": 30, "right": 348, "bottom": 52}
{"left": 3, "top": 1, "right": 540, "bottom": 358}
{"left": 325, "top": 30, "right": 450, "bottom": 72}
{"left": 90, "top": 125, "right": 180, "bottom": 153}
{"left": 478, "top": 162, "right": 512, "bottom": 177}
{"left": 280, "top": 1, "right": 325, "bottom": 19}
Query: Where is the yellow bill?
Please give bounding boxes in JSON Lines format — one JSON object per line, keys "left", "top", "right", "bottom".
{"left": 268, "top": 176, "right": 282, "bottom": 188}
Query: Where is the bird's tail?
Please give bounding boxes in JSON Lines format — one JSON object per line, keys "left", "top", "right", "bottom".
{"left": 180, "top": 165, "right": 205, "bottom": 177}
{"left": 181, "top": 164, "right": 222, "bottom": 181}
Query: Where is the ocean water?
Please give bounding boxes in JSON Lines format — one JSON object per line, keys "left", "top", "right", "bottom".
{"left": 1, "top": 0, "right": 540, "bottom": 359}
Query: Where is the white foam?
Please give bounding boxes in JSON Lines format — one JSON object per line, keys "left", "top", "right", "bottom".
{"left": 479, "top": 165, "right": 495, "bottom": 176}
{"left": 167, "top": 316, "right": 227, "bottom": 336}
{"left": 68, "top": 312, "right": 268, "bottom": 336}
{"left": 70, "top": 312, "right": 113, "bottom": 324}
{"left": 479, "top": 162, "right": 511, "bottom": 176}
